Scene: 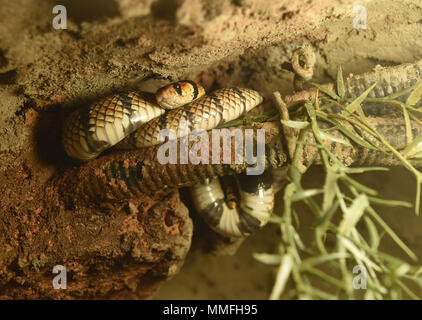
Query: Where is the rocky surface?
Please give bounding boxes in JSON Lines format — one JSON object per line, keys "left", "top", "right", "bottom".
{"left": 0, "top": 0, "right": 421, "bottom": 299}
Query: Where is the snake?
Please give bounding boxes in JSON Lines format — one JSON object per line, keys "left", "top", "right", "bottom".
{"left": 62, "top": 81, "right": 273, "bottom": 238}
{"left": 61, "top": 56, "right": 422, "bottom": 238}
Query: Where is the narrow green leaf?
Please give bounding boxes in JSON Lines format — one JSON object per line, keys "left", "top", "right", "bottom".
{"left": 291, "top": 189, "right": 323, "bottom": 202}
{"left": 395, "top": 279, "right": 420, "bottom": 300}
{"left": 367, "top": 196, "right": 412, "bottom": 208}
{"left": 368, "top": 207, "right": 417, "bottom": 260}
{"left": 320, "top": 130, "right": 352, "bottom": 146}
{"left": 280, "top": 119, "right": 310, "bottom": 129}
{"left": 364, "top": 216, "right": 380, "bottom": 251}
{"left": 384, "top": 83, "right": 419, "bottom": 100}
{"left": 317, "top": 200, "right": 339, "bottom": 231}
{"left": 253, "top": 253, "right": 282, "bottom": 265}
{"left": 406, "top": 81, "right": 422, "bottom": 107}
{"left": 301, "top": 252, "right": 350, "bottom": 269}
{"left": 342, "top": 166, "right": 389, "bottom": 174}
{"left": 304, "top": 268, "right": 346, "bottom": 289}
{"left": 402, "top": 131, "right": 422, "bottom": 158}
{"left": 288, "top": 165, "right": 302, "bottom": 186}
{"left": 322, "top": 169, "right": 337, "bottom": 212}
{"left": 311, "top": 82, "right": 340, "bottom": 100}
{"left": 269, "top": 254, "right": 293, "bottom": 300}
{"left": 395, "top": 264, "right": 411, "bottom": 277}
{"left": 341, "top": 175, "right": 378, "bottom": 196}
{"left": 346, "top": 82, "right": 377, "bottom": 113}
{"left": 340, "top": 236, "right": 382, "bottom": 272}
{"left": 337, "top": 66, "right": 345, "bottom": 99}
{"left": 318, "top": 114, "right": 379, "bottom": 151}
{"left": 268, "top": 215, "right": 284, "bottom": 224}
{"left": 338, "top": 194, "right": 369, "bottom": 235}
{"left": 401, "top": 103, "right": 413, "bottom": 143}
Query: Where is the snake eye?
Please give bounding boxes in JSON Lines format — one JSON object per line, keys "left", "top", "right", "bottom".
{"left": 172, "top": 83, "right": 182, "bottom": 95}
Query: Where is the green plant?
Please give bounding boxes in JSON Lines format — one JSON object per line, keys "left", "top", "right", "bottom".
{"left": 255, "top": 68, "right": 422, "bottom": 299}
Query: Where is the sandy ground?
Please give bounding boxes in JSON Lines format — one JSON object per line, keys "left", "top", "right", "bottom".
{"left": 0, "top": 0, "right": 422, "bottom": 299}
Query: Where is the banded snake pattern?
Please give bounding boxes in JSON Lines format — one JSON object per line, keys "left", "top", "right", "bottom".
{"left": 61, "top": 58, "right": 422, "bottom": 238}
{"left": 62, "top": 81, "right": 273, "bottom": 237}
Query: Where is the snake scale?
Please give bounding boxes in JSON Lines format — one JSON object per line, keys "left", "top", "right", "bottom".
{"left": 62, "top": 59, "right": 422, "bottom": 238}
{"left": 62, "top": 81, "right": 273, "bottom": 237}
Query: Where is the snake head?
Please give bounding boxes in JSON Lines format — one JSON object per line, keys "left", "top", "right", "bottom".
{"left": 156, "top": 80, "right": 205, "bottom": 109}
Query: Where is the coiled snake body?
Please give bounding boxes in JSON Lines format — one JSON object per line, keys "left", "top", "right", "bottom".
{"left": 62, "top": 81, "right": 273, "bottom": 237}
